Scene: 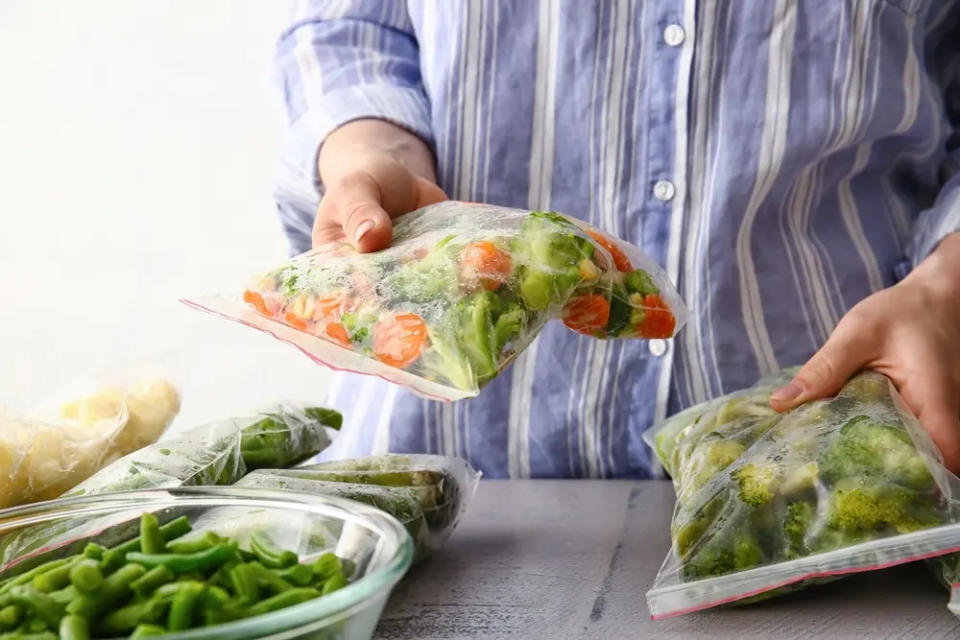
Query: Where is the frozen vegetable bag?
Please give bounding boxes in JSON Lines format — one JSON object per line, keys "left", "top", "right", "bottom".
{"left": 644, "top": 371, "right": 960, "bottom": 619}
{"left": 183, "top": 201, "right": 687, "bottom": 400}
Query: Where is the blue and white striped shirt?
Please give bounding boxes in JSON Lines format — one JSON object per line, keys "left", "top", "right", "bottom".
{"left": 271, "top": 0, "right": 960, "bottom": 478}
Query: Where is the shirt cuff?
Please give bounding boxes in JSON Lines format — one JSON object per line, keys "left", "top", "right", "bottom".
{"left": 272, "top": 83, "right": 435, "bottom": 216}
{"left": 909, "top": 185, "right": 960, "bottom": 268}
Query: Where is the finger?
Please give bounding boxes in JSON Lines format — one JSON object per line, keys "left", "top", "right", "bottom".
{"left": 413, "top": 176, "right": 449, "bottom": 207}
{"left": 330, "top": 173, "right": 394, "bottom": 253}
{"left": 904, "top": 378, "right": 960, "bottom": 473}
{"left": 770, "top": 320, "right": 875, "bottom": 411}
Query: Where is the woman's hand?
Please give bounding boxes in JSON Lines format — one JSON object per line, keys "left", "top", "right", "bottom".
{"left": 770, "top": 233, "right": 960, "bottom": 471}
{"left": 313, "top": 119, "right": 447, "bottom": 253}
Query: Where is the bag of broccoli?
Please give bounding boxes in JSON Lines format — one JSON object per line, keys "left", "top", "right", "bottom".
{"left": 644, "top": 370, "right": 960, "bottom": 619}
{"left": 183, "top": 201, "right": 687, "bottom": 401}
{"left": 928, "top": 554, "right": 960, "bottom": 618}
{"left": 235, "top": 454, "right": 480, "bottom": 563}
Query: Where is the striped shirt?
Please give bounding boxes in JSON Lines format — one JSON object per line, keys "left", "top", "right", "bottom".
{"left": 271, "top": 0, "right": 960, "bottom": 478}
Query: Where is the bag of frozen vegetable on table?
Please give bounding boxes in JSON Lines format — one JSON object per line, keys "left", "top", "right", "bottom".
{"left": 0, "top": 403, "right": 341, "bottom": 565}
{"left": 644, "top": 369, "right": 960, "bottom": 619}
{"left": 0, "top": 376, "right": 180, "bottom": 510}
{"left": 184, "top": 201, "right": 687, "bottom": 400}
{"left": 237, "top": 454, "right": 480, "bottom": 563}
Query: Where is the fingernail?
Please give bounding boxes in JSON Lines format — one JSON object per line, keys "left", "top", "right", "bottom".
{"left": 354, "top": 220, "right": 375, "bottom": 243}
{"left": 771, "top": 381, "right": 803, "bottom": 404}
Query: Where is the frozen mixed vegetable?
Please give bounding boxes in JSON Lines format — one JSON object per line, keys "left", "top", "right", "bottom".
{"left": 0, "top": 378, "right": 180, "bottom": 510}
{"left": 185, "top": 201, "right": 686, "bottom": 400}
{"left": 0, "top": 512, "right": 350, "bottom": 638}
{"left": 645, "top": 371, "right": 960, "bottom": 617}
{"left": 238, "top": 454, "right": 480, "bottom": 562}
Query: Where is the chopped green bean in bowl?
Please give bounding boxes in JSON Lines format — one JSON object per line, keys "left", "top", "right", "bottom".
{"left": 0, "top": 486, "right": 413, "bottom": 639}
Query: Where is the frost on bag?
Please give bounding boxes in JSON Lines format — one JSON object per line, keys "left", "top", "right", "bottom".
{"left": 236, "top": 454, "right": 481, "bottom": 563}
{"left": 644, "top": 371, "right": 960, "bottom": 619}
{"left": 0, "top": 377, "right": 180, "bottom": 509}
{"left": 0, "top": 404, "right": 340, "bottom": 565}
{"left": 184, "top": 202, "right": 687, "bottom": 401}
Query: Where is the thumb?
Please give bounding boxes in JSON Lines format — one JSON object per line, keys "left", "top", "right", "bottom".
{"left": 770, "top": 322, "right": 873, "bottom": 412}
{"left": 332, "top": 172, "right": 394, "bottom": 253}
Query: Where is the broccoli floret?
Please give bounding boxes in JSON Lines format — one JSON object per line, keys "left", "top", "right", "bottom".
{"left": 493, "top": 303, "right": 527, "bottom": 353}
{"left": 783, "top": 501, "right": 814, "bottom": 558}
{"left": 779, "top": 462, "right": 819, "bottom": 497}
{"left": 513, "top": 213, "right": 594, "bottom": 309}
{"left": 673, "top": 494, "right": 726, "bottom": 556}
{"left": 457, "top": 290, "right": 501, "bottom": 383}
{"left": 826, "top": 479, "right": 941, "bottom": 534}
{"left": 732, "top": 463, "right": 779, "bottom": 506}
{"left": 625, "top": 269, "right": 659, "bottom": 296}
{"left": 734, "top": 537, "right": 764, "bottom": 570}
{"left": 683, "top": 546, "right": 734, "bottom": 580}
{"left": 820, "top": 416, "right": 934, "bottom": 491}
{"left": 684, "top": 439, "right": 745, "bottom": 496}
{"left": 384, "top": 243, "right": 460, "bottom": 303}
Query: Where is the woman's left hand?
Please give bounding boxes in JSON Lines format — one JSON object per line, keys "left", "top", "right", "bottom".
{"left": 770, "top": 233, "right": 960, "bottom": 472}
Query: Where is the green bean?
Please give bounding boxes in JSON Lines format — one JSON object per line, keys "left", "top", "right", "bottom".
{"left": 130, "top": 566, "right": 174, "bottom": 598}
{"left": 321, "top": 573, "right": 348, "bottom": 595}
{"left": 58, "top": 614, "right": 90, "bottom": 640}
{"left": 202, "top": 585, "right": 231, "bottom": 626}
{"left": 0, "top": 559, "right": 72, "bottom": 596}
{"left": 81, "top": 544, "right": 104, "bottom": 561}
{"left": 311, "top": 553, "right": 342, "bottom": 581}
{"left": 246, "top": 588, "right": 319, "bottom": 617}
{"left": 249, "top": 532, "right": 297, "bottom": 569}
{"left": 159, "top": 516, "right": 193, "bottom": 542}
{"left": 276, "top": 563, "right": 314, "bottom": 586}
{"left": 67, "top": 563, "right": 146, "bottom": 618}
{"left": 101, "top": 515, "right": 192, "bottom": 572}
{"left": 68, "top": 561, "right": 102, "bottom": 594}
{"left": 0, "top": 631, "right": 57, "bottom": 640}
{"left": 127, "top": 543, "right": 237, "bottom": 574}
{"left": 246, "top": 562, "right": 293, "bottom": 595}
{"left": 47, "top": 586, "right": 77, "bottom": 606}
{"left": 0, "top": 605, "right": 21, "bottom": 630}
{"left": 167, "top": 581, "right": 204, "bottom": 631}
{"left": 139, "top": 513, "right": 166, "bottom": 555}
{"left": 130, "top": 623, "right": 167, "bottom": 638}
{"left": 227, "top": 564, "right": 259, "bottom": 605}
{"left": 100, "top": 600, "right": 166, "bottom": 635}
{"left": 166, "top": 531, "right": 220, "bottom": 555}
{"left": 31, "top": 559, "right": 77, "bottom": 594}
{"left": 9, "top": 585, "right": 65, "bottom": 629}
{"left": 24, "top": 617, "right": 48, "bottom": 632}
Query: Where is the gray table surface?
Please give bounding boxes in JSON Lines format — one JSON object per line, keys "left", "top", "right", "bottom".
{"left": 373, "top": 480, "right": 960, "bottom": 640}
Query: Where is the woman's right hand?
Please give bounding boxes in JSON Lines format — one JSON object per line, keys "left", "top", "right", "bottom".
{"left": 313, "top": 119, "right": 447, "bottom": 253}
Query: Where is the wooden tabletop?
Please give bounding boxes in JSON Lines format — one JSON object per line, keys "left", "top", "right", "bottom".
{"left": 374, "top": 479, "right": 960, "bottom": 640}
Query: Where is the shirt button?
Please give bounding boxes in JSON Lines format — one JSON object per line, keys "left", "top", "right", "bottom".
{"left": 649, "top": 339, "right": 667, "bottom": 357}
{"left": 664, "top": 24, "right": 685, "bottom": 47}
{"left": 653, "top": 180, "right": 676, "bottom": 202}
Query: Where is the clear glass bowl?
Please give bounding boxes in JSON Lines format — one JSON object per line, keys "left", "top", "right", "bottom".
{"left": 0, "top": 486, "right": 414, "bottom": 639}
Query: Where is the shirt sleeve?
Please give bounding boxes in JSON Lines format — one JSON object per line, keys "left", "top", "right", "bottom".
{"left": 270, "top": 0, "right": 433, "bottom": 253}
{"left": 907, "top": 12, "right": 960, "bottom": 266}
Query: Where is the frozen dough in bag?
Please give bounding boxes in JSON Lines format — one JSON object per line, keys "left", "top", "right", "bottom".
{"left": 185, "top": 201, "right": 687, "bottom": 401}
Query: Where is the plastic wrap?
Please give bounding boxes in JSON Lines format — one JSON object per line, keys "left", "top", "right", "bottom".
{"left": 644, "top": 371, "right": 960, "bottom": 619}
{"left": 237, "top": 454, "right": 481, "bottom": 562}
{"left": 0, "top": 377, "right": 180, "bottom": 509}
{"left": 0, "top": 404, "right": 340, "bottom": 564}
{"left": 184, "top": 202, "right": 687, "bottom": 401}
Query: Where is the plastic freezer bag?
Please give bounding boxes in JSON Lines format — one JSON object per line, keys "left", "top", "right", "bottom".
{"left": 236, "top": 454, "right": 481, "bottom": 562}
{"left": 0, "top": 377, "right": 180, "bottom": 509}
{"left": 64, "top": 402, "right": 341, "bottom": 496}
{"left": 643, "top": 371, "right": 960, "bottom": 619}
{"left": 0, "top": 404, "right": 341, "bottom": 565}
{"left": 184, "top": 201, "right": 687, "bottom": 401}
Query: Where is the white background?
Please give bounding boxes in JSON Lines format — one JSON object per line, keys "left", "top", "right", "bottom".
{"left": 0, "top": 1, "right": 334, "bottom": 430}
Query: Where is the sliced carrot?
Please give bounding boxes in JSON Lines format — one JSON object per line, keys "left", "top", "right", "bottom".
{"left": 563, "top": 294, "right": 611, "bottom": 336}
{"left": 458, "top": 241, "right": 512, "bottom": 291}
{"left": 374, "top": 313, "right": 428, "bottom": 368}
{"left": 325, "top": 322, "right": 351, "bottom": 347}
{"left": 586, "top": 230, "right": 632, "bottom": 272}
{"left": 284, "top": 312, "right": 308, "bottom": 331}
{"left": 243, "top": 290, "right": 271, "bottom": 316}
{"left": 637, "top": 294, "right": 676, "bottom": 339}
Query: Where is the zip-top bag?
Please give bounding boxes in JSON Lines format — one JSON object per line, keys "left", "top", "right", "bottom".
{"left": 184, "top": 201, "right": 687, "bottom": 401}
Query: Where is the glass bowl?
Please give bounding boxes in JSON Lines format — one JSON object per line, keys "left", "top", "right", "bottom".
{"left": 0, "top": 486, "right": 413, "bottom": 639}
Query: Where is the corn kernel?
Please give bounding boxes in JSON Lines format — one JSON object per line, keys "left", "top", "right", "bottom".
{"left": 579, "top": 259, "right": 599, "bottom": 282}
